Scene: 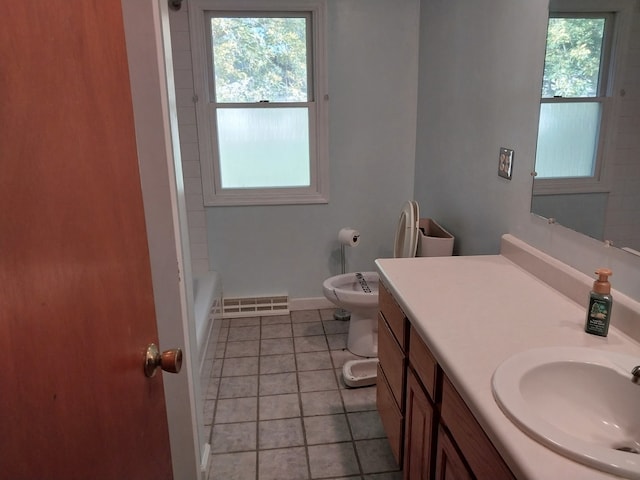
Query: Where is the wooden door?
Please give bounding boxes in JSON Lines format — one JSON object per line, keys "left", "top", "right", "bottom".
{"left": 0, "top": 1, "right": 174, "bottom": 478}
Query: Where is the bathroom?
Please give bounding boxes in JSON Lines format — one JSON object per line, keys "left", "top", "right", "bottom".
{"left": 166, "top": 0, "right": 640, "bottom": 477}
{"left": 3, "top": 0, "right": 638, "bottom": 478}
{"left": 160, "top": 0, "right": 640, "bottom": 477}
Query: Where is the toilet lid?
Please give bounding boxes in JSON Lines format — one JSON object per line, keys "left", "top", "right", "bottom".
{"left": 393, "top": 200, "right": 419, "bottom": 258}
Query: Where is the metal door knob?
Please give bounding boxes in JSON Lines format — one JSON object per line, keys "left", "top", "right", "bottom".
{"left": 144, "top": 343, "right": 183, "bottom": 378}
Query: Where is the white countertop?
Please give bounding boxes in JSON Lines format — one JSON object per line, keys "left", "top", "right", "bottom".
{"left": 375, "top": 253, "right": 640, "bottom": 480}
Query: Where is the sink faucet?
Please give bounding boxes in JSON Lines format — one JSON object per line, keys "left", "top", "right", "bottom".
{"left": 632, "top": 366, "right": 640, "bottom": 384}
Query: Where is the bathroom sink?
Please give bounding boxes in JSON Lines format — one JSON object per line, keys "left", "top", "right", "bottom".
{"left": 492, "top": 346, "right": 640, "bottom": 478}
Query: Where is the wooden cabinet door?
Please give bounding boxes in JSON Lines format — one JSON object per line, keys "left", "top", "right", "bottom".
{"left": 377, "top": 364, "right": 404, "bottom": 464}
{"left": 441, "top": 376, "right": 515, "bottom": 480}
{"left": 403, "top": 369, "right": 435, "bottom": 480}
{"left": 434, "top": 426, "right": 474, "bottom": 480}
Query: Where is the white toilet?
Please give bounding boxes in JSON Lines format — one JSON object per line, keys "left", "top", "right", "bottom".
{"left": 322, "top": 201, "right": 421, "bottom": 386}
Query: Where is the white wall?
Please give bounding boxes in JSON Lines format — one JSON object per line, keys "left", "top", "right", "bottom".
{"left": 170, "top": 0, "right": 420, "bottom": 299}
{"left": 604, "top": 6, "right": 640, "bottom": 251}
{"left": 169, "top": 3, "right": 211, "bottom": 276}
{"left": 414, "top": 0, "right": 640, "bottom": 301}
{"left": 122, "top": 1, "right": 202, "bottom": 478}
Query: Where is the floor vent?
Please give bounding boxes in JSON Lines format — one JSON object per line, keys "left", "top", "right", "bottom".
{"left": 222, "top": 296, "right": 289, "bottom": 318}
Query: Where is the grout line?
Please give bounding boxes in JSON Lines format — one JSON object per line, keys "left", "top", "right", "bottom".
{"left": 209, "top": 335, "right": 227, "bottom": 444}
{"left": 208, "top": 308, "right": 396, "bottom": 480}
{"left": 255, "top": 316, "right": 263, "bottom": 480}
{"left": 291, "top": 314, "right": 315, "bottom": 480}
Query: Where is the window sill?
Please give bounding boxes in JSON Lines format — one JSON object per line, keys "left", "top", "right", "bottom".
{"left": 203, "top": 190, "right": 329, "bottom": 206}
{"left": 532, "top": 178, "right": 610, "bottom": 195}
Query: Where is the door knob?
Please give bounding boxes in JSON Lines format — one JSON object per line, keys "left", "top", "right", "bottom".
{"left": 144, "top": 343, "right": 183, "bottom": 378}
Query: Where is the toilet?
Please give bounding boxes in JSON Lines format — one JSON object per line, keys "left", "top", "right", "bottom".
{"left": 322, "top": 201, "right": 421, "bottom": 387}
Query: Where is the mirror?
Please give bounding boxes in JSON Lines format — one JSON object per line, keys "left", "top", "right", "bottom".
{"left": 530, "top": 1, "right": 640, "bottom": 255}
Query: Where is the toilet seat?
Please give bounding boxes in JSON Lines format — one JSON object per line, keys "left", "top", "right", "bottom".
{"left": 393, "top": 200, "right": 419, "bottom": 258}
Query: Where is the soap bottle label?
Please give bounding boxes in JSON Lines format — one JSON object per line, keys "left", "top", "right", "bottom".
{"left": 585, "top": 298, "right": 610, "bottom": 336}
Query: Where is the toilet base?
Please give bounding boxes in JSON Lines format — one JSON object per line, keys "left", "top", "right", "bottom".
{"left": 342, "top": 358, "right": 378, "bottom": 388}
{"left": 346, "top": 307, "right": 379, "bottom": 357}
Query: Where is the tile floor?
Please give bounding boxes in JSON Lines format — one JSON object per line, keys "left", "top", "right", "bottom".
{"left": 203, "top": 308, "right": 402, "bottom": 480}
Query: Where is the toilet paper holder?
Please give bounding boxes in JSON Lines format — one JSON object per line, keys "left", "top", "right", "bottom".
{"left": 338, "top": 228, "right": 360, "bottom": 248}
{"left": 334, "top": 227, "right": 360, "bottom": 321}
{"left": 337, "top": 227, "right": 359, "bottom": 275}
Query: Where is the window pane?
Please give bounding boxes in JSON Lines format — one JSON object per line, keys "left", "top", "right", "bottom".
{"left": 217, "top": 107, "right": 310, "bottom": 188}
{"left": 542, "top": 17, "right": 606, "bottom": 98}
{"left": 535, "top": 102, "right": 601, "bottom": 178}
{"left": 211, "top": 16, "right": 308, "bottom": 103}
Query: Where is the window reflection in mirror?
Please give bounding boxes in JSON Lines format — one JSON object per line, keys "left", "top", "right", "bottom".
{"left": 531, "top": 0, "right": 640, "bottom": 255}
{"left": 536, "top": 14, "right": 611, "bottom": 180}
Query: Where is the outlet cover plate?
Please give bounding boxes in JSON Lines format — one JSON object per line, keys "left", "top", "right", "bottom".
{"left": 498, "top": 147, "right": 514, "bottom": 180}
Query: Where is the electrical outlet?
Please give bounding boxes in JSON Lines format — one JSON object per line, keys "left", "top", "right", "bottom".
{"left": 498, "top": 147, "right": 514, "bottom": 180}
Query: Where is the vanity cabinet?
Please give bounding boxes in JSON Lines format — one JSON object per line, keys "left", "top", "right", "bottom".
{"left": 403, "top": 368, "right": 436, "bottom": 479}
{"left": 434, "top": 424, "right": 473, "bottom": 480}
{"left": 439, "top": 375, "right": 515, "bottom": 479}
{"left": 377, "top": 282, "right": 409, "bottom": 463}
{"left": 403, "top": 321, "right": 440, "bottom": 479}
{"left": 377, "top": 282, "right": 515, "bottom": 480}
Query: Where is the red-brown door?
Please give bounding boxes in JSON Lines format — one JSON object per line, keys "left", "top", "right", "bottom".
{"left": 0, "top": 1, "right": 174, "bottom": 478}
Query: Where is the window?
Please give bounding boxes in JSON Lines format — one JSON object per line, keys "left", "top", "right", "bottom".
{"left": 189, "top": 0, "right": 328, "bottom": 206}
{"left": 534, "top": 8, "right": 617, "bottom": 194}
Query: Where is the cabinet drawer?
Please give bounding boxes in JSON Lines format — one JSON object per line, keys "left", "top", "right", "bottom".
{"left": 378, "top": 313, "right": 406, "bottom": 410}
{"left": 379, "top": 282, "right": 407, "bottom": 349}
{"left": 376, "top": 363, "right": 403, "bottom": 465}
{"left": 441, "top": 375, "right": 515, "bottom": 480}
{"left": 409, "top": 326, "right": 438, "bottom": 400}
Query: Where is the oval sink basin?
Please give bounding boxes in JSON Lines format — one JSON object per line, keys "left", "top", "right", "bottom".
{"left": 492, "top": 346, "right": 640, "bottom": 478}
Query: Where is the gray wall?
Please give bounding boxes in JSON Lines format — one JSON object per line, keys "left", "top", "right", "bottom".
{"left": 414, "top": 0, "right": 546, "bottom": 256}
{"left": 171, "top": 0, "right": 420, "bottom": 299}
{"left": 414, "top": 0, "right": 640, "bottom": 300}
{"left": 531, "top": 193, "right": 607, "bottom": 240}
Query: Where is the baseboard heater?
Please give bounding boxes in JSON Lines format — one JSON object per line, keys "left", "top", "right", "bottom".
{"left": 222, "top": 295, "right": 289, "bottom": 317}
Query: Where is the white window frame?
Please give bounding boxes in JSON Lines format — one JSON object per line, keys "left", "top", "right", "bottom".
{"left": 533, "top": 0, "right": 632, "bottom": 196}
{"left": 189, "top": 0, "right": 329, "bottom": 206}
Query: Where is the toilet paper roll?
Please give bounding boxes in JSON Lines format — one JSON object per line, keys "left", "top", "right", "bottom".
{"left": 338, "top": 228, "right": 360, "bottom": 247}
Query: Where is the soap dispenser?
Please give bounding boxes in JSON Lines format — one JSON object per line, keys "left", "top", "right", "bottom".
{"left": 584, "top": 268, "right": 613, "bottom": 337}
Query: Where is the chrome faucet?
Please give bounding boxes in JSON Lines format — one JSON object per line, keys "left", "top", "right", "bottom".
{"left": 632, "top": 366, "right": 640, "bottom": 384}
